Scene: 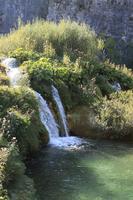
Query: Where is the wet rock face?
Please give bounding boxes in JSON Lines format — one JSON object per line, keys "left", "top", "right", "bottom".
{"left": 0, "top": 0, "right": 132, "bottom": 41}
{"left": 47, "top": 0, "right": 133, "bottom": 42}
{"left": 47, "top": 0, "right": 133, "bottom": 66}
{"left": 0, "top": 0, "right": 49, "bottom": 34}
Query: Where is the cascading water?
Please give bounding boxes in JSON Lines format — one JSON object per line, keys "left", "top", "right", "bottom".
{"left": 2, "top": 58, "right": 59, "bottom": 141}
{"left": 35, "top": 92, "right": 59, "bottom": 139}
{"left": 2, "top": 58, "right": 21, "bottom": 86}
{"left": 52, "top": 85, "right": 69, "bottom": 137}
{"left": 2, "top": 58, "right": 90, "bottom": 148}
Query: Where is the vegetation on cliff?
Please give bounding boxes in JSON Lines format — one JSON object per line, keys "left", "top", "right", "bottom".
{"left": 0, "top": 20, "right": 132, "bottom": 137}
{"left": 0, "top": 20, "right": 133, "bottom": 199}
{"left": 0, "top": 62, "right": 48, "bottom": 199}
{"left": 94, "top": 90, "right": 133, "bottom": 139}
{"left": 0, "top": 20, "right": 101, "bottom": 62}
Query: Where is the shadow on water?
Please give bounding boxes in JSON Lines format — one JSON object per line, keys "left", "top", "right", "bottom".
{"left": 28, "top": 140, "right": 133, "bottom": 200}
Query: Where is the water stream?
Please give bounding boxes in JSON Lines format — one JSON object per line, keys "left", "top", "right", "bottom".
{"left": 52, "top": 85, "right": 69, "bottom": 137}
{"left": 35, "top": 91, "right": 59, "bottom": 139}
{"left": 2, "top": 58, "right": 21, "bottom": 86}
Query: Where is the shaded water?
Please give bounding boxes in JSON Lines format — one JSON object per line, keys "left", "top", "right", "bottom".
{"left": 29, "top": 140, "right": 133, "bottom": 200}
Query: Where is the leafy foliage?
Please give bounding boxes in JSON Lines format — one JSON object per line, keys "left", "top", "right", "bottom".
{"left": 95, "top": 91, "right": 133, "bottom": 139}
{"left": 0, "top": 73, "right": 9, "bottom": 86}
{"left": 0, "top": 86, "right": 48, "bottom": 156}
{"left": 21, "top": 57, "right": 100, "bottom": 110}
{"left": 0, "top": 20, "right": 101, "bottom": 62}
{"left": 0, "top": 142, "right": 37, "bottom": 200}
{"left": 0, "top": 59, "right": 44, "bottom": 200}
{"left": 9, "top": 48, "right": 40, "bottom": 64}
{"left": 0, "top": 18, "right": 133, "bottom": 200}
{"left": 0, "top": 65, "right": 9, "bottom": 86}
{"left": 81, "top": 60, "right": 133, "bottom": 95}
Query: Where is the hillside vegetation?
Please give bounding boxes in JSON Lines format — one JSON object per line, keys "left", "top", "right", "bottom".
{"left": 0, "top": 20, "right": 133, "bottom": 199}
{"left": 0, "top": 61, "right": 48, "bottom": 199}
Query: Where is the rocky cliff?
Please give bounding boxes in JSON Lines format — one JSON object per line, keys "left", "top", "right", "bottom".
{"left": 0, "top": 0, "right": 133, "bottom": 65}
{"left": 48, "top": 0, "right": 133, "bottom": 42}
{"left": 0, "top": 0, "right": 49, "bottom": 33}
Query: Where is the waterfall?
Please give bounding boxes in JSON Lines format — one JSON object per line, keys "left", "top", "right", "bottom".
{"left": 2, "top": 58, "right": 21, "bottom": 86}
{"left": 52, "top": 85, "right": 69, "bottom": 137}
{"left": 2, "top": 58, "right": 59, "bottom": 141}
{"left": 2, "top": 58, "right": 91, "bottom": 148}
{"left": 35, "top": 92, "right": 59, "bottom": 138}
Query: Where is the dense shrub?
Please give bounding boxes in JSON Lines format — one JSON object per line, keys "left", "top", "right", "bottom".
{"left": 0, "top": 20, "right": 101, "bottom": 61}
{"left": 0, "top": 142, "right": 37, "bottom": 200}
{"left": 81, "top": 60, "right": 133, "bottom": 95}
{"left": 95, "top": 75, "right": 114, "bottom": 95}
{"left": 21, "top": 57, "right": 100, "bottom": 110}
{"left": 95, "top": 90, "right": 133, "bottom": 139}
{"left": 101, "top": 36, "right": 133, "bottom": 67}
{"left": 0, "top": 65, "right": 9, "bottom": 86}
{"left": 0, "top": 65, "right": 6, "bottom": 74}
{"left": 19, "top": 49, "right": 133, "bottom": 111}
{"left": 9, "top": 48, "right": 40, "bottom": 64}
{"left": 0, "top": 86, "right": 48, "bottom": 156}
{"left": 0, "top": 73, "right": 9, "bottom": 86}
{"left": 0, "top": 64, "right": 42, "bottom": 200}
{"left": 98, "top": 61, "right": 133, "bottom": 90}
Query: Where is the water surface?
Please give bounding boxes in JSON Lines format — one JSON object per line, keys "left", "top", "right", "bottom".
{"left": 29, "top": 140, "right": 133, "bottom": 200}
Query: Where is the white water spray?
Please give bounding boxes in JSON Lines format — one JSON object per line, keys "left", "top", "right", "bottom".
{"left": 2, "top": 58, "right": 21, "bottom": 86}
{"left": 35, "top": 92, "right": 59, "bottom": 139}
{"left": 52, "top": 85, "right": 69, "bottom": 137}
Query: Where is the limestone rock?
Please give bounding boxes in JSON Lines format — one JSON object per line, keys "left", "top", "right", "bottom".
{"left": 0, "top": 0, "right": 132, "bottom": 43}
{"left": 68, "top": 106, "right": 100, "bottom": 138}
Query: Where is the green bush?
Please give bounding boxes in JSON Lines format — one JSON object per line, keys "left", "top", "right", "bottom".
{"left": 3, "top": 144, "right": 25, "bottom": 185}
{"left": 96, "top": 75, "right": 114, "bottom": 96}
{"left": 9, "top": 48, "right": 40, "bottom": 64}
{"left": 0, "top": 73, "right": 9, "bottom": 86}
{"left": 96, "top": 61, "right": 133, "bottom": 90}
{"left": 0, "top": 82, "right": 40, "bottom": 199}
{"left": 21, "top": 57, "right": 100, "bottom": 110}
{"left": 9, "top": 48, "right": 133, "bottom": 110}
{"left": 0, "top": 145, "right": 8, "bottom": 200}
{"left": 0, "top": 65, "right": 9, "bottom": 86}
{"left": 81, "top": 60, "right": 133, "bottom": 95}
{"left": 0, "top": 65, "right": 6, "bottom": 74}
{"left": 95, "top": 90, "right": 133, "bottom": 139}
{"left": 0, "top": 20, "right": 101, "bottom": 61}
{"left": 0, "top": 86, "right": 48, "bottom": 156}
{"left": 0, "top": 143, "right": 37, "bottom": 200}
